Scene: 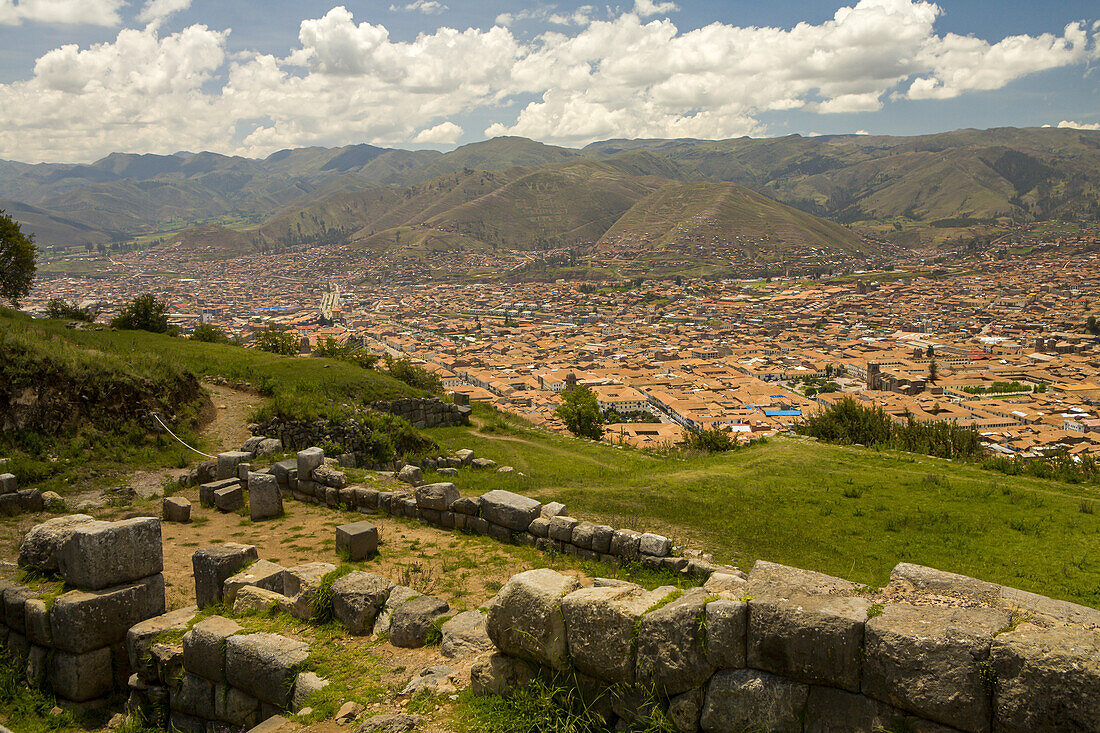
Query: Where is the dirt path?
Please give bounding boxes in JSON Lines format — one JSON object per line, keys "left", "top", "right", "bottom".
{"left": 201, "top": 382, "right": 261, "bottom": 453}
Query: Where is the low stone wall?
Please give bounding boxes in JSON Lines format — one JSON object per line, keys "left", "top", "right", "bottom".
{"left": 473, "top": 564, "right": 1100, "bottom": 733}
{"left": 369, "top": 398, "right": 471, "bottom": 430}
{"left": 126, "top": 608, "right": 309, "bottom": 732}
{"left": 1, "top": 516, "right": 167, "bottom": 706}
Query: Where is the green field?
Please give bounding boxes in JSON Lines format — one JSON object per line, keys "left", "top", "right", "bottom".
{"left": 425, "top": 406, "right": 1100, "bottom": 608}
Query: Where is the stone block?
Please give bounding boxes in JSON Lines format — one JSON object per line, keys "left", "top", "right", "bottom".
{"left": 248, "top": 473, "right": 284, "bottom": 521}
{"left": 396, "top": 464, "right": 423, "bottom": 486}
{"left": 637, "top": 587, "right": 716, "bottom": 695}
{"left": 571, "top": 521, "right": 597, "bottom": 550}
{"left": 216, "top": 452, "right": 251, "bottom": 481}
{"left": 256, "top": 438, "right": 282, "bottom": 456}
{"left": 331, "top": 571, "right": 394, "bottom": 635}
{"left": 562, "top": 583, "right": 655, "bottom": 684}
{"left": 540, "top": 501, "right": 567, "bottom": 518}
{"left": 990, "top": 625, "right": 1100, "bottom": 732}
{"left": 373, "top": 586, "right": 419, "bottom": 636}
{"left": 748, "top": 594, "right": 872, "bottom": 692}
{"left": 414, "top": 482, "right": 459, "bottom": 511}
{"left": 470, "top": 652, "right": 536, "bottom": 697}
{"left": 50, "top": 574, "right": 166, "bottom": 654}
{"left": 49, "top": 647, "right": 114, "bottom": 702}
{"left": 213, "top": 486, "right": 244, "bottom": 513}
{"left": 296, "top": 447, "right": 324, "bottom": 481}
{"left": 223, "top": 559, "right": 287, "bottom": 604}
{"left": 6, "top": 631, "right": 28, "bottom": 664}
{"left": 701, "top": 669, "right": 808, "bottom": 733}
{"left": 162, "top": 497, "right": 191, "bottom": 523}
{"left": 271, "top": 459, "right": 298, "bottom": 485}
{"left": 16, "top": 488, "right": 42, "bottom": 512}
{"left": 314, "top": 464, "right": 346, "bottom": 489}
{"left": 183, "top": 615, "right": 242, "bottom": 683}
{"left": 705, "top": 599, "right": 747, "bottom": 670}
{"left": 548, "top": 515, "right": 579, "bottom": 543}
{"left": 26, "top": 644, "right": 47, "bottom": 686}
{"left": 440, "top": 609, "right": 493, "bottom": 659}
{"left": 216, "top": 683, "right": 261, "bottom": 728}
{"left": 420, "top": 508, "right": 441, "bottom": 525}
{"left": 487, "top": 523, "right": 512, "bottom": 543}
{"left": 292, "top": 671, "right": 329, "bottom": 712}
{"left": 390, "top": 595, "right": 450, "bottom": 648}
{"left": 590, "top": 525, "right": 614, "bottom": 554}
{"left": 127, "top": 606, "right": 198, "bottom": 683}
{"left": 57, "top": 517, "right": 163, "bottom": 590}
{"left": 335, "top": 521, "right": 378, "bottom": 561}
{"left": 24, "top": 598, "right": 51, "bottom": 646}
{"left": 467, "top": 517, "right": 489, "bottom": 535}
{"left": 803, "top": 686, "right": 913, "bottom": 733}
{"left": 863, "top": 603, "right": 1009, "bottom": 732}
{"left": 355, "top": 488, "right": 379, "bottom": 511}
{"left": 2, "top": 585, "right": 34, "bottom": 633}
{"left": 450, "top": 496, "right": 480, "bottom": 515}
{"left": 282, "top": 561, "right": 336, "bottom": 619}
{"left": 237, "top": 463, "right": 252, "bottom": 481}
{"left": 225, "top": 632, "right": 310, "bottom": 707}
{"left": 746, "top": 559, "right": 866, "bottom": 599}
{"left": 485, "top": 569, "right": 580, "bottom": 670}
{"left": 479, "top": 490, "right": 541, "bottom": 531}
{"left": 638, "top": 532, "right": 672, "bottom": 557}
{"left": 192, "top": 544, "right": 258, "bottom": 608}
{"left": 610, "top": 528, "right": 641, "bottom": 559}
{"left": 233, "top": 586, "right": 291, "bottom": 616}
{"left": 17, "top": 514, "right": 97, "bottom": 572}
{"left": 528, "top": 517, "right": 550, "bottom": 538}
{"left": 199, "top": 478, "right": 239, "bottom": 508}
{"left": 0, "top": 473, "right": 16, "bottom": 493}
{"left": 170, "top": 671, "right": 216, "bottom": 718}
{"left": 704, "top": 572, "right": 746, "bottom": 594}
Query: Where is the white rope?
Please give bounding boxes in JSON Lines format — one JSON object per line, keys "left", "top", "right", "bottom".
{"left": 150, "top": 412, "right": 217, "bottom": 459}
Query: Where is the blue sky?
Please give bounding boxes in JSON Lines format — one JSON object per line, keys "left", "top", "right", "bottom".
{"left": 0, "top": 0, "right": 1096, "bottom": 162}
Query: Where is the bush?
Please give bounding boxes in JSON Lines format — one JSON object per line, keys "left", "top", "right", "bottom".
{"left": 313, "top": 337, "right": 380, "bottom": 369}
{"left": 112, "top": 293, "right": 170, "bottom": 333}
{"left": 681, "top": 426, "right": 737, "bottom": 452}
{"left": 254, "top": 326, "right": 299, "bottom": 356}
{"left": 191, "top": 322, "right": 229, "bottom": 343}
{"left": 45, "top": 298, "right": 96, "bottom": 323}
{"left": 383, "top": 355, "right": 442, "bottom": 393}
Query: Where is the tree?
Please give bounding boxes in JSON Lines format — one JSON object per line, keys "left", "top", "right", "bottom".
{"left": 254, "top": 326, "right": 299, "bottom": 356}
{"left": 112, "top": 293, "right": 169, "bottom": 333}
{"left": 383, "top": 354, "right": 442, "bottom": 393}
{"left": 555, "top": 386, "right": 605, "bottom": 440}
{"left": 45, "top": 298, "right": 95, "bottom": 322}
{"left": 1087, "top": 316, "right": 1100, "bottom": 336}
{"left": 191, "top": 322, "right": 229, "bottom": 343}
{"left": 928, "top": 359, "right": 939, "bottom": 383}
{"left": 0, "top": 210, "right": 36, "bottom": 307}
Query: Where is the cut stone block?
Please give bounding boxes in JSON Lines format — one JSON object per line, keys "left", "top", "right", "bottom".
{"left": 548, "top": 515, "right": 579, "bottom": 543}
{"left": 571, "top": 521, "right": 597, "bottom": 550}
{"left": 638, "top": 532, "right": 672, "bottom": 557}
{"left": 17, "top": 514, "right": 96, "bottom": 572}
{"left": 216, "top": 452, "right": 251, "bottom": 481}
{"left": 2, "top": 585, "right": 34, "bottom": 633}
{"left": 450, "top": 496, "right": 480, "bottom": 515}
{"left": 282, "top": 561, "right": 336, "bottom": 619}
{"left": 610, "top": 528, "right": 641, "bottom": 559}
{"left": 863, "top": 603, "right": 1009, "bottom": 733}
{"left": 24, "top": 598, "right": 51, "bottom": 646}
{"left": 396, "top": 464, "right": 423, "bottom": 487}
{"left": 183, "top": 615, "right": 242, "bottom": 683}
{"left": 479, "top": 490, "right": 541, "bottom": 530}
{"left": 701, "top": 669, "right": 808, "bottom": 733}
{"left": 213, "top": 486, "right": 244, "bottom": 513}
{"left": 470, "top": 652, "right": 536, "bottom": 697}
{"left": 373, "top": 586, "right": 419, "bottom": 636}
{"left": 746, "top": 560, "right": 866, "bottom": 599}
{"left": 233, "top": 586, "right": 290, "bottom": 616}
{"left": 248, "top": 472, "right": 283, "bottom": 521}
{"left": 223, "top": 559, "right": 287, "bottom": 604}
{"left": 414, "top": 482, "right": 459, "bottom": 511}
{"left": 127, "top": 606, "right": 198, "bottom": 683}
{"left": 225, "top": 632, "right": 310, "bottom": 708}
{"left": 199, "top": 478, "right": 239, "bottom": 507}
{"left": 748, "top": 594, "right": 872, "bottom": 692}
{"left": 57, "top": 517, "right": 163, "bottom": 590}
{"left": 637, "top": 587, "right": 716, "bottom": 695}
{"left": 440, "top": 609, "right": 493, "bottom": 659}
{"left": 271, "top": 459, "right": 298, "bottom": 485}
{"left": 562, "top": 583, "right": 655, "bottom": 685}
{"left": 389, "top": 595, "right": 450, "bottom": 648}
{"left": 192, "top": 544, "right": 258, "bottom": 608}
{"left": 590, "top": 525, "right": 614, "bottom": 554}
{"left": 705, "top": 599, "right": 747, "bottom": 670}
{"left": 296, "top": 448, "right": 325, "bottom": 481}
{"left": 50, "top": 574, "right": 166, "bottom": 654}
{"left": 331, "top": 571, "right": 394, "bottom": 635}
{"left": 171, "top": 671, "right": 216, "bottom": 719}
{"left": 803, "top": 686, "right": 914, "bottom": 733}
{"left": 485, "top": 568, "right": 580, "bottom": 670}
{"left": 0, "top": 473, "right": 16, "bottom": 493}
{"left": 162, "top": 497, "right": 191, "bottom": 523}
{"left": 991, "top": 625, "right": 1100, "bottom": 732}
{"left": 49, "top": 647, "right": 114, "bottom": 702}
{"left": 335, "top": 521, "right": 378, "bottom": 561}
{"left": 292, "top": 671, "right": 329, "bottom": 712}
{"left": 528, "top": 517, "right": 550, "bottom": 538}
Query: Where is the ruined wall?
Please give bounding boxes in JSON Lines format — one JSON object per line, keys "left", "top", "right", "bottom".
{"left": 1, "top": 516, "right": 166, "bottom": 705}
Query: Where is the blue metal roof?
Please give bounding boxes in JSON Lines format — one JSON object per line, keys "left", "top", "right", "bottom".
{"left": 764, "top": 409, "right": 802, "bottom": 417}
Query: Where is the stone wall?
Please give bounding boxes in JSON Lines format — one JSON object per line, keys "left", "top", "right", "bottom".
{"left": 1, "top": 516, "right": 167, "bottom": 706}
{"left": 369, "top": 398, "right": 471, "bottom": 430}
{"left": 473, "top": 564, "right": 1100, "bottom": 732}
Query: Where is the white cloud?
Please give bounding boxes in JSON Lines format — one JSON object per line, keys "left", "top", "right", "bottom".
{"left": 1057, "top": 119, "right": 1100, "bottom": 131}
{"left": 413, "top": 120, "right": 463, "bottom": 144}
{"left": 390, "top": 0, "right": 447, "bottom": 15}
{"left": 137, "top": 0, "right": 192, "bottom": 29}
{"left": 633, "top": 0, "right": 679, "bottom": 18}
{"left": 0, "top": 0, "right": 124, "bottom": 26}
{"left": 0, "top": 0, "right": 1096, "bottom": 162}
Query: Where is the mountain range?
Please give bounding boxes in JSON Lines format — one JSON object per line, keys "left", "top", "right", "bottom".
{"left": 4, "top": 127, "right": 1099, "bottom": 274}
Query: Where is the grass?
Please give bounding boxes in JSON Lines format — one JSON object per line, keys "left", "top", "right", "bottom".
{"left": 425, "top": 404, "right": 1100, "bottom": 608}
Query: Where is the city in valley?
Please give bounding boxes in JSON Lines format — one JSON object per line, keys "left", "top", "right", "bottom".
{"left": 27, "top": 228, "right": 1100, "bottom": 457}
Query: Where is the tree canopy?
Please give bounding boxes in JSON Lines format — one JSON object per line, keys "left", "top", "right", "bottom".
{"left": 555, "top": 385, "right": 605, "bottom": 440}
{"left": 254, "top": 326, "right": 300, "bottom": 356}
{"left": 0, "top": 210, "right": 36, "bottom": 307}
{"left": 111, "top": 293, "right": 170, "bottom": 333}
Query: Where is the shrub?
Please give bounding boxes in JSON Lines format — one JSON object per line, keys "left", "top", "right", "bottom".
{"left": 254, "top": 326, "right": 299, "bottom": 356}
{"left": 681, "top": 426, "right": 737, "bottom": 452}
{"left": 191, "top": 323, "right": 229, "bottom": 343}
{"left": 45, "top": 298, "right": 96, "bottom": 322}
{"left": 383, "top": 354, "right": 443, "bottom": 393}
{"left": 111, "top": 293, "right": 170, "bottom": 333}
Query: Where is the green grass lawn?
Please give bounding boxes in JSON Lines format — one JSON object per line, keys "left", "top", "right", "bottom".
{"left": 425, "top": 407, "right": 1100, "bottom": 608}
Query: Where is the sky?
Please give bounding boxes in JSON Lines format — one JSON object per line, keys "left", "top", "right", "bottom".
{"left": 0, "top": 0, "right": 1097, "bottom": 163}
